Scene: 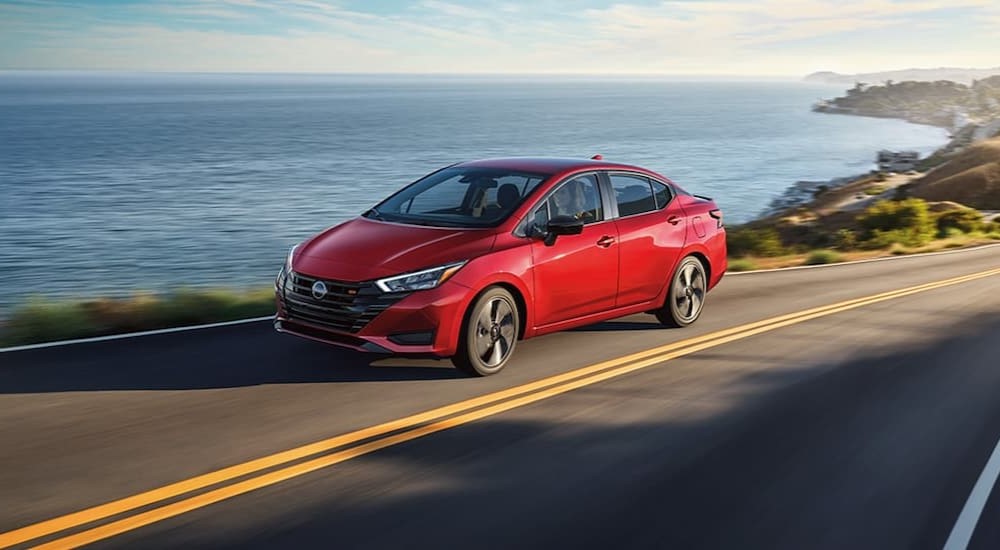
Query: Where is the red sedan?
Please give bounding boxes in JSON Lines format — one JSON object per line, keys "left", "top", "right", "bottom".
{"left": 275, "top": 157, "right": 726, "bottom": 376}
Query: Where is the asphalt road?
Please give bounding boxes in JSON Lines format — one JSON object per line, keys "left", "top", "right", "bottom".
{"left": 2, "top": 245, "right": 1000, "bottom": 549}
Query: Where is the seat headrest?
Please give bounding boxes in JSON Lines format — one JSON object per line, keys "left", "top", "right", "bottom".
{"left": 497, "top": 183, "right": 520, "bottom": 208}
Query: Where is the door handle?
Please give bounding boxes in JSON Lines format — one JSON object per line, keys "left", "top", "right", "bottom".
{"left": 667, "top": 215, "right": 682, "bottom": 226}
{"left": 596, "top": 235, "right": 615, "bottom": 248}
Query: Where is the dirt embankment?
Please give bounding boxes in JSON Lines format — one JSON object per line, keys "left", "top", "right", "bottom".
{"left": 908, "top": 137, "right": 1000, "bottom": 210}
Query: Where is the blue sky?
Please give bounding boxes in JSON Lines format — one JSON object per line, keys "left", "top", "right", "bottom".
{"left": 1, "top": 0, "right": 998, "bottom": 75}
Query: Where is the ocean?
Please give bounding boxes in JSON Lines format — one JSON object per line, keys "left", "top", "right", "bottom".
{"left": 0, "top": 73, "right": 949, "bottom": 312}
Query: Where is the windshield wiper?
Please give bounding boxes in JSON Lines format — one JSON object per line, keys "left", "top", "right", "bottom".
{"left": 364, "top": 207, "right": 384, "bottom": 221}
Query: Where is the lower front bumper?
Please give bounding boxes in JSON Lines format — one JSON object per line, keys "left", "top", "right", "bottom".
{"left": 273, "top": 316, "right": 444, "bottom": 357}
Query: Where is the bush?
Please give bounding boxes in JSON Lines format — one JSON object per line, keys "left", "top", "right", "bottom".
{"left": 940, "top": 227, "right": 965, "bottom": 239}
{"left": 834, "top": 228, "right": 858, "bottom": 250}
{"left": 856, "top": 198, "right": 936, "bottom": 247}
{"left": 935, "top": 208, "right": 984, "bottom": 236}
{"left": 804, "top": 250, "right": 843, "bottom": 265}
{"left": 726, "top": 259, "right": 758, "bottom": 272}
{"left": 864, "top": 185, "right": 888, "bottom": 196}
{"left": 726, "top": 227, "right": 786, "bottom": 257}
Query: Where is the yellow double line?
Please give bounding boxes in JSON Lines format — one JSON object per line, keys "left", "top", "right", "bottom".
{"left": 5, "top": 266, "right": 1000, "bottom": 549}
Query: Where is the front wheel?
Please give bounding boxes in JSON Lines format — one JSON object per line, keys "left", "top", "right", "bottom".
{"left": 452, "top": 287, "right": 519, "bottom": 376}
{"left": 655, "top": 256, "right": 707, "bottom": 327}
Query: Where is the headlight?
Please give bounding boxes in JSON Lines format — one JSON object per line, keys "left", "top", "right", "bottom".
{"left": 276, "top": 244, "right": 299, "bottom": 289}
{"left": 375, "top": 261, "right": 467, "bottom": 293}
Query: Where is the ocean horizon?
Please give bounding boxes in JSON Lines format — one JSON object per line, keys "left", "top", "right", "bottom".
{"left": 0, "top": 73, "right": 948, "bottom": 312}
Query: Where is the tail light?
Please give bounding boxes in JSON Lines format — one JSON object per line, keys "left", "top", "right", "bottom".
{"left": 709, "top": 209, "right": 724, "bottom": 228}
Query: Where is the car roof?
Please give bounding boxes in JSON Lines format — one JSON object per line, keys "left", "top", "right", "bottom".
{"left": 454, "top": 157, "right": 647, "bottom": 175}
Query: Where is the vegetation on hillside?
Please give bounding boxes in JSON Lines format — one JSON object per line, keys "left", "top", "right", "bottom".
{"left": 728, "top": 197, "right": 1000, "bottom": 260}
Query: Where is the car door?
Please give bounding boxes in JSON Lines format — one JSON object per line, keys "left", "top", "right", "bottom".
{"left": 606, "top": 172, "right": 687, "bottom": 307}
{"left": 528, "top": 173, "right": 620, "bottom": 327}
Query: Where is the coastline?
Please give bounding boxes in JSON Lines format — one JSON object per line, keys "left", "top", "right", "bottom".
{"left": 760, "top": 114, "right": 996, "bottom": 222}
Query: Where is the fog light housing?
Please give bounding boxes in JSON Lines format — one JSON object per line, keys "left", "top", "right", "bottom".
{"left": 388, "top": 331, "right": 435, "bottom": 346}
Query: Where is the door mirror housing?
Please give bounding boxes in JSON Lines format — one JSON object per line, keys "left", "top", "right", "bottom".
{"left": 541, "top": 215, "right": 584, "bottom": 246}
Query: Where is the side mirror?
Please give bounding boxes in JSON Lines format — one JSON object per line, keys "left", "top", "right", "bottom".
{"left": 542, "top": 215, "right": 584, "bottom": 246}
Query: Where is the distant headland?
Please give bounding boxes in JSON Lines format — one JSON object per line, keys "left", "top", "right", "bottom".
{"left": 810, "top": 75, "right": 1000, "bottom": 131}
{"left": 805, "top": 67, "right": 1000, "bottom": 86}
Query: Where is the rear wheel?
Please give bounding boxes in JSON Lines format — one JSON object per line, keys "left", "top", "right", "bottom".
{"left": 452, "top": 287, "right": 519, "bottom": 376}
{"left": 655, "top": 256, "right": 707, "bottom": 327}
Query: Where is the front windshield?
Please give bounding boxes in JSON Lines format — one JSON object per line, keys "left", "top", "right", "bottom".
{"left": 365, "top": 167, "right": 547, "bottom": 228}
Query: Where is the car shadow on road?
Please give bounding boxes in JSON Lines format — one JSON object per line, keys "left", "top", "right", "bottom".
{"left": 570, "top": 319, "right": 667, "bottom": 332}
{"left": 0, "top": 322, "right": 465, "bottom": 393}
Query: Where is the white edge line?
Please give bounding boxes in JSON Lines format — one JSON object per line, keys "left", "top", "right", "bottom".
{"left": 0, "top": 316, "right": 274, "bottom": 354}
{"left": 2, "top": 242, "right": 998, "bottom": 353}
{"left": 943, "top": 434, "right": 1000, "bottom": 550}
{"left": 726, "top": 243, "right": 1000, "bottom": 275}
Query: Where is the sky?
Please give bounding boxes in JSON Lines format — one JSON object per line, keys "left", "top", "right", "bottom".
{"left": 1, "top": 0, "right": 998, "bottom": 76}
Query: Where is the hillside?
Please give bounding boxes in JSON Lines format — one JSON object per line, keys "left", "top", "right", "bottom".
{"left": 909, "top": 137, "right": 1000, "bottom": 209}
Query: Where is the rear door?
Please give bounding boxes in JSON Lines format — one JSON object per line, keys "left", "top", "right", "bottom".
{"left": 605, "top": 172, "right": 687, "bottom": 307}
{"left": 528, "top": 173, "right": 620, "bottom": 327}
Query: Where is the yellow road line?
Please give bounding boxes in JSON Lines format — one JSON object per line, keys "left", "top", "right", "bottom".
{"left": 6, "top": 267, "right": 1000, "bottom": 549}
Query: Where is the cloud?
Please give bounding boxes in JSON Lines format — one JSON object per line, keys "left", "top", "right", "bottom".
{"left": 1, "top": 0, "right": 998, "bottom": 74}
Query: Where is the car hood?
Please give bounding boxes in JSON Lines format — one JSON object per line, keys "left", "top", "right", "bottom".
{"left": 292, "top": 217, "right": 497, "bottom": 282}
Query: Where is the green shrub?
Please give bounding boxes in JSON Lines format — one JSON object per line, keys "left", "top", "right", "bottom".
{"left": 2, "top": 299, "right": 92, "bottom": 345}
{"left": 834, "top": 228, "right": 858, "bottom": 250}
{"left": 804, "top": 249, "right": 843, "bottom": 265}
{"left": 940, "top": 227, "right": 965, "bottom": 239}
{"left": 864, "top": 185, "right": 888, "bottom": 196}
{"left": 726, "top": 227, "right": 786, "bottom": 257}
{"left": 726, "top": 259, "right": 758, "bottom": 272}
{"left": 857, "top": 198, "right": 936, "bottom": 247}
{"left": 935, "top": 208, "right": 984, "bottom": 236}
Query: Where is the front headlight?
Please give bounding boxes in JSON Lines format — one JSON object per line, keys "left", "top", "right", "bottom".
{"left": 276, "top": 244, "right": 299, "bottom": 289}
{"left": 375, "top": 261, "right": 467, "bottom": 293}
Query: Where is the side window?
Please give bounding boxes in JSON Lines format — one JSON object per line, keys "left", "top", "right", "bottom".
{"left": 651, "top": 180, "right": 673, "bottom": 209}
{"left": 546, "top": 174, "right": 603, "bottom": 224}
{"left": 610, "top": 174, "right": 656, "bottom": 216}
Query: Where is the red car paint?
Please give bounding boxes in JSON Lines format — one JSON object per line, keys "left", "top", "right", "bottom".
{"left": 274, "top": 157, "right": 726, "bottom": 358}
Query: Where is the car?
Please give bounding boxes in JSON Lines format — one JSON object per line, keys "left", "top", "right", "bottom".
{"left": 274, "top": 156, "right": 727, "bottom": 376}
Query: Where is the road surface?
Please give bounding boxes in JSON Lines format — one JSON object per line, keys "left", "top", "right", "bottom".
{"left": 2, "top": 245, "right": 1000, "bottom": 549}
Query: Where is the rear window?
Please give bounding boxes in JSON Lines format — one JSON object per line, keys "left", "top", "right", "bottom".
{"left": 610, "top": 174, "right": 657, "bottom": 216}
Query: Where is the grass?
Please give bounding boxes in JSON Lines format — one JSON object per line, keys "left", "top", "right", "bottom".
{"left": 730, "top": 234, "right": 998, "bottom": 271}
{"left": 726, "top": 258, "right": 759, "bottom": 272}
{"left": 1, "top": 288, "right": 275, "bottom": 347}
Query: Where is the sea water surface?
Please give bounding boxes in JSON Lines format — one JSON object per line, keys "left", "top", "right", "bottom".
{"left": 0, "top": 73, "right": 948, "bottom": 311}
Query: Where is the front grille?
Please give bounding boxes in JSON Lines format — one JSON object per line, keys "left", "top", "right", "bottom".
{"left": 281, "top": 272, "right": 408, "bottom": 333}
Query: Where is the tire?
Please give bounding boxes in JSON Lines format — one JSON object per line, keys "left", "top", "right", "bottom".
{"left": 452, "top": 287, "right": 520, "bottom": 376}
{"left": 655, "top": 256, "right": 707, "bottom": 328}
